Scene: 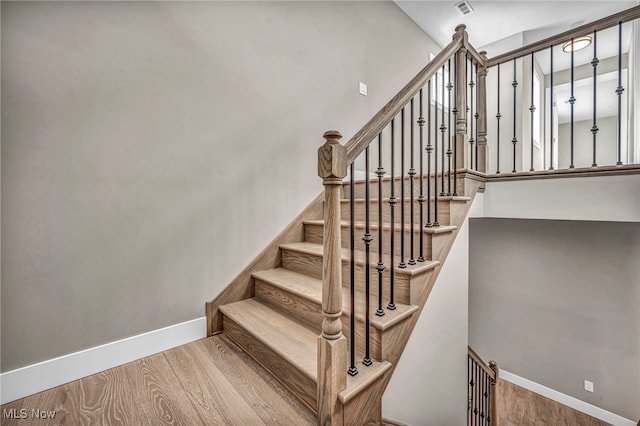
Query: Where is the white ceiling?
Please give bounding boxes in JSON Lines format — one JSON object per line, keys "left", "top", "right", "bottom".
{"left": 394, "top": 0, "right": 637, "bottom": 57}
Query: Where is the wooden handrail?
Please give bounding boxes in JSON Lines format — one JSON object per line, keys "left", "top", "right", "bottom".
{"left": 468, "top": 345, "right": 497, "bottom": 381}
{"left": 344, "top": 26, "right": 466, "bottom": 165}
{"left": 487, "top": 5, "right": 640, "bottom": 67}
{"left": 463, "top": 34, "right": 486, "bottom": 67}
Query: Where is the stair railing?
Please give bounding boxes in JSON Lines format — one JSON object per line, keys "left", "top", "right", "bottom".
{"left": 468, "top": 346, "right": 498, "bottom": 426}
{"left": 485, "top": 6, "right": 640, "bottom": 174}
{"left": 317, "top": 24, "right": 486, "bottom": 424}
{"left": 315, "top": 7, "right": 640, "bottom": 423}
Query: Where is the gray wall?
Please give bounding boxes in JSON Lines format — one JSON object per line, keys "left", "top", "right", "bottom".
{"left": 383, "top": 199, "right": 480, "bottom": 426}
{"left": 1, "top": 1, "right": 439, "bottom": 371}
{"left": 469, "top": 218, "right": 640, "bottom": 420}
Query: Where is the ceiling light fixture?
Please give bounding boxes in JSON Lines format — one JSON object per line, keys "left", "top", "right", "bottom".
{"left": 562, "top": 35, "right": 592, "bottom": 53}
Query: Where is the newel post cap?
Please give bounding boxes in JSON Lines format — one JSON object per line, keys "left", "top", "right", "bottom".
{"left": 318, "top": 130, "right": 347, "bottom": 180}
{"left": 322, "top": 130, "right": 342, "bottom": 143}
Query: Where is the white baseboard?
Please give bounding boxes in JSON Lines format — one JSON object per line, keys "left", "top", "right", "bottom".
{"left": 0, "top": 317, "right": 207, "bottom": 404}
{"left": 499, "top": 369, "right": 636, "bottom": 426}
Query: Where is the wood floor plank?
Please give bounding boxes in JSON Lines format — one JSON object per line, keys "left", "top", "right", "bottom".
{"left": 69, "top": 365, "right": 143, "bottom": 425}
{"left": 123, "top": 352, "right": 203, "bottom": 425}
{"left": 163, "top": 342, "right": 265, "bottom": 425}
{"left": 197, "top": 335, "right": 315, "bottom": 425}
{"left": 1, "top": 398, "right": 24, "bottom": 426}
{"left": 30, "top": 382, "right": 82, "bottom": 425}
{"left": 1, "top": 335, "right": 315, "bottom": 425}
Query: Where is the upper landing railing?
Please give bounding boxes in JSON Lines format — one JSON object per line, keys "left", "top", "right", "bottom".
{"left": 316, "top": 7, "right": 640, "bottom": 424}
{"left": 486, "top": 5, "right": 640, "bottom": 175}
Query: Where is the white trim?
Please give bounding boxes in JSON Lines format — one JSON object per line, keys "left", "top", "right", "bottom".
{"left": 499, "top": 369, "right": 636, "bottom": 426}
{"left": 0, "top": 317, "right": 207, "bottom": 404}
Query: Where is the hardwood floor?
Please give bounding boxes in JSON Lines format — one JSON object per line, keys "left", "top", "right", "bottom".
{"left": 1, "top": 335, "right": 316, "bottom": 425}
{"left": 496, "top": 378, "right": 611, "bottom": 426}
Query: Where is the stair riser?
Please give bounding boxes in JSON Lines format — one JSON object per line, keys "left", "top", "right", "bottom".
{"left": 254, "top": 279, "right": 322, "bottom": 332}
{"left": 343, "top": 175, "right": 467, "bottom": 199}
{"left": 222, "top": 315, "right": 317, "bottom": 413}
{"left": 281, "top": 249, "right": 412, "bottom": 305}
{"left": 338, "top": 199, "right": 452, "bottom": 226}
{"left": 305, "top": 223, "right": 450, "bottom": 262}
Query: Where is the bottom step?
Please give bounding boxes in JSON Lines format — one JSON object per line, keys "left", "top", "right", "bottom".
{"left": 220, "top": 298, "right": 391, "bottom": 415}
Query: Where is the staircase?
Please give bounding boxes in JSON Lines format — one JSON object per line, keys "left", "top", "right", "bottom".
{"left": 202, "top": 23, "right": 487, "bottom": 424}
{"left": 204, "top": 7, "right": 640, "bottom": 424}
{"left": 208, "top": 171, "right": 484, "bottom": 423}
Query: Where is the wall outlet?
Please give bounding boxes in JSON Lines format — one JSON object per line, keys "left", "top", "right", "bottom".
{"left": 584, "top": 380, "right": 594, "bottom": 393}
{"left": 359, "top": 82, "right": 367, "bottom": 96}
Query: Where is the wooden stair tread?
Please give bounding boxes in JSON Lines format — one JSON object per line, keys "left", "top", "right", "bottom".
{"left": 279, "top": 242, "right": 440, "bottom": 276}
{"left": 220, "top": 298, "right": 317, "bottom": 381}
{"left": 342, "top": 360, "right": 392, "bottom": 404}
{"left": 304, "top": 219, "right": 457, "bottom": 235}
{"left": 253, "top": 268, "right": 322, "bottom": 302}
{"left": 253, "top": 268, "right": 418, "bottom": 331}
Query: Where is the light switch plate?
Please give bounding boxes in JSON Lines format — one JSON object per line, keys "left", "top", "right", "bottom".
{"left": 584, "top": 380, "right": 594, "bottom": 392}
{"left": 359, "top": 82, "right": 367, "bottom": 96}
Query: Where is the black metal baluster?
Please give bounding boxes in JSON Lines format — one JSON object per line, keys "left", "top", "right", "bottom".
{"left": 487, "top": 373, "right": 492, "bottom": 424}
{"left": 480, "top": 366, "right": 485, "bottom": 424}
{"left": 617, "top": 21, "right": 624, "bottom": 165}
{"left": 478, "top": 364, "right": 482, "bottom": 425}
{"left": 399, "top": 108, "right": 407, "bottom": 269}
{"left": 470, "top": 359, "right": 475, "bottom": 426}
{"left": 592, "top": 30, "right": 599, "bottom": 167}
{"left": 550, "top": 45, "right": 555, "bottom": 170}
{"left": 376, "top": 135, "right": 385, "bottom": 317}
{"left": 470, "top": 58, "right": 476, "bottom": 169}
{"left": 475, "top": 62, "right": 479, "bottom": 171}
{"left": 483, "top": 369, "right": 488, "bottom": 424}
{"left": 441, "top": 64, "right": 446, "bottom": 196}
{"left": 530, "top": 51, "right": 536, "bottom": 171}
{"left": 434, "top": 75, "right": 440, "bottom": 228}
{"left": 476, "top": 365, "right": 480, "bottom": 426}
{"left": 426, "top": 81, "right": 433, "bottom": 229}
{"left": 468, "top": 357, "right": 472, "bottom": 424}
{"left": 388, "top": 119, "right": 396, "bottom": 311}
{"left": 453, "top": 55, "right": 459, "bottom": 196}
{"left": 512, "top": 58, "right": 518, "bottom": 173}
{"left": 570, "top": 38, "right": 576, "bottom": 169}
{"left": 363, "top": 147, "right": 372, "bottom": 367}
{"left": 473, "top": 362, "right": 479, "bottom": 423}
{"left": 418, "top": 89, "right": 426, "bottom": 262}
{"left": 409, "top": 99, "right": 416, "bottom": 265}
{"left": 348, "top": 163, "right": 358, "bottom": 377}
{"left": 496, "top": 63, "right": 501, "bottom": 174}
{"left": 447, "top": 58, "right": 453, "bottom": 195}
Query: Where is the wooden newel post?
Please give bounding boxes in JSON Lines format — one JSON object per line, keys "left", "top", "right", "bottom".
{"left": 455, "top": 25, "right": 468, "bottom": 173}
{"left": 317, "top": 130, "right": 348, "bottom": 425}
{"left": 489, "top": 360, "right": 499, "bottom": 426}
{"left": 477, "top": 51, "right": 489, "bottom": 173}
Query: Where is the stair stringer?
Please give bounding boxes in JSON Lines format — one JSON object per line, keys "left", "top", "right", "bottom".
{"left": 205, "top": 192, "right": 324, "bottom": 335}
